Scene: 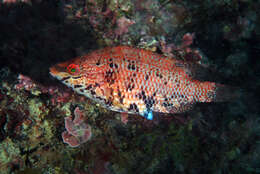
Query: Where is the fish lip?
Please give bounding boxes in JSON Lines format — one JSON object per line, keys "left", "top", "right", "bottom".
{"left": 49, "top": 65, "right": 64, "bottom": 81}
{"left": 49, "top": 66, "right": 58, "bottom": 78}
{"left": 49, "top": 67, "right": 55, "bottom": 76}
{"left": 49, "top": 62, "right": 67, "bottom": 75}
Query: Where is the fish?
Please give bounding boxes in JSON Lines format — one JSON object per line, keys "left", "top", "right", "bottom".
{"left": 49, "top": 46, "right": 235, "bottom": 120}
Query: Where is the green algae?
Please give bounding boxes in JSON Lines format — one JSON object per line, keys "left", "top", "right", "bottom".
{"left": 111, "top": 121, "right": 200, "bottom": 173}
{"left": 0, "top": 138, "right": 20, "bottom": 165}
{"left": 60, "top": 103, "right": 72, "bottom": 117}
{"left": 0, "top": 138, "right": 21, "bottom": 174}
{"left": 42, "top": 120, "right": 55, "bottom": 141}
{"left": 28, "top": 98, "right": 49, "bottom": 121}
{"left": 0, "top": 0, "right": 259, "bottom": 173}
{"left": 16, "top": 168, "right": 42, "bottom": 174}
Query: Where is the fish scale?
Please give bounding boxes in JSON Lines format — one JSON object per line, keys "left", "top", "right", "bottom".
{"left": 50, "top": 46, "right": 231, "bottom": 120}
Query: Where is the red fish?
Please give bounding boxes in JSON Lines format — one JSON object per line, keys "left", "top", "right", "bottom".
{"left": 50, "top": 46, "right": 234, "bottom": 120}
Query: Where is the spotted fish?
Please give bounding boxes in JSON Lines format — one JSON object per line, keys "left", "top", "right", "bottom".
{"left": 50, "top": 46, "right": 234, "bottom": 120}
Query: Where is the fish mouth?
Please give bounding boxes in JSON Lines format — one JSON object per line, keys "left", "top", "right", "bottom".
{"left": 49, "top": 66, "right": 70, "bottom": 82}
{"left": 49, "top": 66, "right": 58, "bottom": 77}
{"left": 49, "top": 61, "right": 71, "bottom": 76}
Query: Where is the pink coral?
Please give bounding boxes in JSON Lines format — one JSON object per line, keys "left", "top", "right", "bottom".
{"left": 160, "top": 33, "right": 202, "bottom": 63}
{"left": 114, "top": 17, "right": 135, "bottom": 38}
{"left": 3, "top": 0, "right": 32, "bottom": 4}
{"left": 15, "top": 74, "right": 73, "bottom": 106}
{"left": 62, "top": 107, "right": 92, "bottom": 147}
{"left": 120, "top": 113, "right": 129, "bottom": 124}
{"left": 180, "top": 32, "right": 195, "bottom": 49}
{"left": 15, "top": 74, "right": 55, "bottom": 94}
{"left": 3, "top": 0, "right": 17, "bottom": 4}
{"left": 15, "top": 74, "right": 37, "bottom": 91}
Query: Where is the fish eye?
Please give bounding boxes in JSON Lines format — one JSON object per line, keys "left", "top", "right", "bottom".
{"left": 67, "top": 64, "right": 80, "bottom": 74}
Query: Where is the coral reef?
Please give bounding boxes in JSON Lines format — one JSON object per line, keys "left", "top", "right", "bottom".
{"left": 62, "top": 107, "right": 92, "bottom": 147}
{"left": 0, "top": 0, "right": 259, "bottom": 173}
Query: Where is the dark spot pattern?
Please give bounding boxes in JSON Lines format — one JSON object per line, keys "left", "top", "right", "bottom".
{"left": 90, "top": 90, "right": 96, "bottom": 95}
{"left": 105, "top": 70, "right": 114, "bottom": 78}
{"left": 138, "top": 90, "right": 155, "bottom": 110}
{"left": 162, "top": 102, "right": 173, "bottom": 107}
{"left": 106, "top": 78, "right": 115, "bottom": 85}
{"left": 96, "top": 96, "right": 104, "bottom": 101}
{"left": 110, "top": 79, "right": 115, "bottom": 84}
{"left": 105, "top": 70, "right": 116, "bottom": 85}
{"left": 72, "top": 76, "right": 81, "bottom": 79}
{"left": 120, "top": 97, "right": 124, "bottom": 104}
{"left": 85, "top": 85, "right": 92, "bottom": 90}
{"left": 156, "top": 71, "right": 163, "bottom": 79}
{"left": 127, "top": 83, "right": 135, "bottom": 91}
{"left": 61, "top": 76, "right": 70, "bottom": 81}
{"left": 128, "top": 103, "right": 139, "bottom": 113}
{"left": 133, "top": 103, "right": 139, "bottom": 112}
{"left": 105, "top": 100, "right": 113, "bottom": 106}
{"left": 144, "top": 96, "right": 155, "bottom": 109}
{"left": 74, "top": 84, "right": 82, "bottom": 88}
{"left": 117, "top": 90, "right": 124, "bottom": 104}
{"left": 127, "top": 62, "right": 136, "bottom": 71}
{"left": 129, "top": 104, "right": 134, "bottom": 110}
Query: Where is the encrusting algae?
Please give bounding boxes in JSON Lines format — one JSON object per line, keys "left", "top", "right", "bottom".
{"left": 50, "top": 46, "right": 236, "bottom": 120}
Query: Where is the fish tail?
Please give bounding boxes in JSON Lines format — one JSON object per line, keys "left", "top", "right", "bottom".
{"left": 214, "top": 84, "right": 241, "bottom": 102}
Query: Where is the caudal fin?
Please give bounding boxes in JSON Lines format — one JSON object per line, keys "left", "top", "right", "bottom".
{"left": 214, "top": 84, "right": 241, "bottom": 102}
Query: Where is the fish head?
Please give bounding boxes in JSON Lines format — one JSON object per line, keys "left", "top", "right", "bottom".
{"left": 49, "top": 54, "right": 108, "bottom": 92}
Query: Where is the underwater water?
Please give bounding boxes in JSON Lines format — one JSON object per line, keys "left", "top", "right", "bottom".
{"left": 0, "top": 0, "right": 259, "bottom": 174}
